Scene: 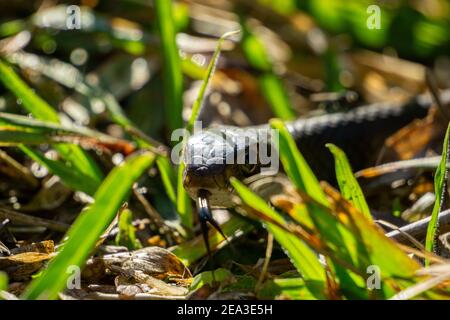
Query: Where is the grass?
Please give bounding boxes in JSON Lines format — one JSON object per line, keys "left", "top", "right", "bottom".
{"left": 22, "top": 151, "right": 155, "bottom": 300}
{"left": 0, "top": 272, "right": 7, "bottom": 291}
{"left": 7, "top": 52, "right": 133, "bottom": 129}
{"left": 327, "top": 144, "right": 372, "bottom": 220}
{"left": 0, "top": 0, "right": 449, "bottom": 301}
{"left": 231, "top": 120, "right": 441, "bottom": 299}
{"left": 155, "top": 0, "right": 184, "bottom": 133}
{"left": 0, "top": 59, "right": 103, "bottom": 184}
{"left": 230, "top": 177, "right": 328, "bottom": 299}
{"left": 115, "top": 208, "right": 142, "bottom": 250}
{"left": 425, "top": 123, "right": 450, "bottom": 262}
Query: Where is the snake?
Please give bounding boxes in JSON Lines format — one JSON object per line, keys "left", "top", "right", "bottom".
{"left": 182, "top": 90, "right": 450, "bottom": 253}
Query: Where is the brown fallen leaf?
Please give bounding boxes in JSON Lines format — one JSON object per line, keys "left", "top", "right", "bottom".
{"left": 103, "top": 246, "right": 192, "bottom": 281}
{"left": 0, "top": 240, "right": 55, "bottom": 281}
{"left": 381, "top": 107, "right": 445, "bottom": 162}
{"left": 82, "top": 246, "right": 193, "bottom": 288}
{"left": 10, "top": 240, "right": 54, "bottom": 255}
{"left": 0, "top": 252, "right": 54, "bottom": 281}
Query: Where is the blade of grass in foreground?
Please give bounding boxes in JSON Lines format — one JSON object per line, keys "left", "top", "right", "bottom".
{"left": 22, "top": 151, "right": 155, "bottom": 300}
{"left": 426, "top": 123, "right": 450, "bottom": 262}
{"left": 230, "top": 178, "right": 327, "bottom": 299}
{"left": 269, "top": 119, "right": 327, "bottom": 204}
{"left": 269, "top": 119, "right": 369, "bottom": 297}
{"left": 257, "top": 277, "right": 317, "bottom": 300}
{"left": 327, "top": 143, "right": 372, "bottom": 220}
{"left": 155, "top": 0, "right": 183, "bottom": 133}
{"left": 0, "top": 59, "right": 103, "bottom": 183}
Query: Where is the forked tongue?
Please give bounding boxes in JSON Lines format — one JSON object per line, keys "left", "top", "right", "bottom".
{"left": 197, "top": 189, "right": 227, "bottom": 257}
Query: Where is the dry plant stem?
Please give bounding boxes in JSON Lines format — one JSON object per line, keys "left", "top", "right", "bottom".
{"left": 397, "top": 244, "right": 446, "bottom": 265}
{"left": 390, "top": 268, "right": 450, "bottom": 300}
{"left": 255, "top": 232, "right": 274, "bottom": 291}
{"left": 377, "top": 219, "right": 425, "bottom": 250}
{"left": 386, "top": 209, "right": 450, "bottom": 244}
{"left": 0, "top": 149, "right": 38, "bottom": 187}
{"left": 0, "top": 207, "right": 69, "bottom": 232}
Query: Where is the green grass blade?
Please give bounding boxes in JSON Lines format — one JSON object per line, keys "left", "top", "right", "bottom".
{"left": 0, "top": 272, "right": 7, "bottom": 291}
{"left": 327, "top": 143, "right": 372, "bottom": 220}
{"left": 156, "top": 156, "right": 177, "bottom": 204}
{"left": 190, "top": 268, "right": 232, "bottom": 292}
{"left": 269, "top": 119, "right": 327, "bottom": 205}
{"left": 20, "top": 146, "right": 99, "bottom": 196}
{"left": 22, "top": 151, "right": 155, "bottom": 300}
{"left": 269, "top": 119, "right": 369, "bottom": 295}
{"left": 176, "top": 161, "right": 193, "bottom": 231}
{"left": 155, "top": 0, "right": 183, "bottom": 132}
{"left": 185, "top": 30, "right": 240, "bottom": 132}
{"left": 8, "top": 52, "right": 133, "bottom": 129}
{"left": 0, "top": 59, "right": 103, "bottom": 182}
{"left": 230, "top": 178, "right": 326, "bottom": 288}
{"left": 0, "top": 59, "right": 59, "bottom": 122}
{"left": 156, "top": 0, "right": 191, "bottom": 232}
{"left": 115, "top": 209, "right": 142, "bottom": 250}
{"left": 257, "top": 277, "right": 317, "bottom": 300}
{"left": 426, "top": 122, "right": 450, "bottom": 259}
{"left": 0, "top": 112, "right": 131, "bottom": 148}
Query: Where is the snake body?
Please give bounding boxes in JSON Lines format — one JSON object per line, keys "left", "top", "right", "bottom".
{"left": 183, "top": 90, "right": 450, "bottom": 207}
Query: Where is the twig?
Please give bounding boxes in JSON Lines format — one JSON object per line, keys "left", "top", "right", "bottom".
{"left": 355, "top": 156, "right": 444, "bottom": 178}
{"left": 377, "top": 219, "right": 425, "bottom": 250}
{"left": 255, "top": 232, "right": 274, "bottom": 291}
{"left": 390, "top": 267, "right": 450, "bottom": 300}
{"left": 0, "top": 207, "right": 69, "bottom": 232}
{"left": 0, "top": 149, "right": 39, "bottom": 187}
{"left": 386, "top": 209, "right": 450, "bottom": 244}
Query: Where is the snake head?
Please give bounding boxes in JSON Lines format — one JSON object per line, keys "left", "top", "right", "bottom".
{"left": 182, "top": 126, "right": 265, "bottom": 207}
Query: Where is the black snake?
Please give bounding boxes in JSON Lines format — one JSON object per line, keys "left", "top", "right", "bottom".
{"left": 182, "top": 90, "right": 450, "bottom": 253}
